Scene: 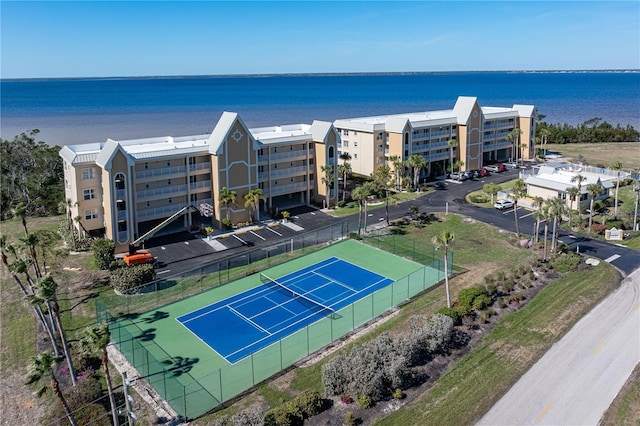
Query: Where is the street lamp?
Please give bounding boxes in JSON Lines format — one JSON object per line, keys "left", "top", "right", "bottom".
{"left": 633, "top": 183, "right": 640, "bottom": 232}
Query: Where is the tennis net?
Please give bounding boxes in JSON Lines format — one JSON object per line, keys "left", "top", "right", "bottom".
{"left": 260, "top": 272, "right": 334, "bottom": 314}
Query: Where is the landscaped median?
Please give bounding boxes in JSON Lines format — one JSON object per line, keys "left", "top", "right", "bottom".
{"left": 375, "top": 261, "right": 620, "bottom": 425}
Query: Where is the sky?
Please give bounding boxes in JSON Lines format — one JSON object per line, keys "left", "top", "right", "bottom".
{"left": 1, "top": 1, "right": 639, "bottom": 79}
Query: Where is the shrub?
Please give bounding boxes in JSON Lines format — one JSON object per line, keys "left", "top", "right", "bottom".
{"left": 478, "top": 311, "right": 489, "bottom": 324}
{"left": 294, "top": 390, "right": 324, "bottom": 417}
{"left": 392, "top": 388, "right": 404, "bottom": 400}
{"left": 456, "top": 286, "right": 490, "bottom": 315}
{"left": 110, "top": 263, "right": 156, "bottom": 294}
{"left": 591, "top": 223, "right": 607, "bottom": 235}
{"left": 472, "top": 293, "right": 492, "bottom": 311}
{"left": 263, "top": 400, "right": 304, "bottom": 426}
{"left": 222, "top": 218, "right": 233, "bottom": 229}
{"left": 230, "top": 406, "right": 264, "bottom": 426}
{"left": 338, "top": 200, "right": 346, "bottom": 208}
{"left": 345, "top": 412, "right": 356, "bottom": 426}
{"left": 341, "top": 395, "right": 353, "bottom": 404}
{"left": 92, "top": 238, "right": 115, "bottom": 270}
{"left": 436, "top": 307, "right": 460, "bottom": 325}
{"left": 357, "top": 394, "right": 373, "bottom": 409}
{"left": 550, "top": 252, "right": 582, "bottom": 273}
{"left": 497, "top": 298, "right": 507, "bottom": 309}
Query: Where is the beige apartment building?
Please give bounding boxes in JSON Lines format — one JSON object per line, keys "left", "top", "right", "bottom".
{"left": 60, "top": 97, "right": 535, "bottom": 253}
{"left": 333, "top": 96, "right": 536, "bottom": 179}
{"left": 60, "top": 112, "right": 338, "bottom": 253}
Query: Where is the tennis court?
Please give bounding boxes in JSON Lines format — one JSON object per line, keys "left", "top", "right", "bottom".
{"left": 177, "top": 257, "right": 393, "bottom": 363}
{"left": 101, "top": 239, "right": 448, "bottom": 419}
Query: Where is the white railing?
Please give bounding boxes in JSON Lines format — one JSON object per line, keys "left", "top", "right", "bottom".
{"left": 189, "top": 180, "right": 212, "bottom": 191}
{"left": 263, "top": 181, "right": 314, "bottom": 197}
{"left": 259, "top": 166, "right": 308, "bottom": 181}
{"left": 137, "top": 184, "right": 188, "bottom": 200}
{"left": 258, "top": 150, "right": 310, "bottom": 164}
{"left": 188, "top": 163, "right": 210, "bottom": 172}
{"left": 135, "top": 165, "right": 187, "bottom": 180}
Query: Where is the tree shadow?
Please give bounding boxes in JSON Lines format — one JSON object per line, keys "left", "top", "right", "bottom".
{"left": 162, "top": 356, "right": 200, "bottom": 377}
{"left": 135, "top": 328, "right": 156, "bottom": 341}
{"left": 143, "top": 311, "right": 170, "bottom": 323}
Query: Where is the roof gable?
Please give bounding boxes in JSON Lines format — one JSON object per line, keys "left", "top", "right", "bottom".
{"left": 452, "top": 96, "right": 480, "bottom": 125}
{"left": 95, "top": 139, "right": 134, "bottom": 169}
{"left": 309, "top": 120, "right": 336, "bottom": 143}
{"left": 208, "top": 112, "right": 255, "bottom": 155}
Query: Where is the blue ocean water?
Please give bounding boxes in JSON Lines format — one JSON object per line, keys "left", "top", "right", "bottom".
{"left": 1, "top": 72, "right": 639, "bottom": 146}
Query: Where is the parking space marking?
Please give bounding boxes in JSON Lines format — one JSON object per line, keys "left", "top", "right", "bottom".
{"left": 265, "top": 226, "right": 282, "bottom": 236}
{"left": 250, "top": 230, "right": 266, "bottom": 240}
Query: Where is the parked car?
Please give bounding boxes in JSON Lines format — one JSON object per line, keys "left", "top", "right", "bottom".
{"left": 494, "top": 199, "right": 515, "bottom": 210}
{"left": 123, "top": 250, "right": 157, "bottom": 266}
{"left": 449, "top": 172, "right": 469, "bottom": 181}
{"left": 469, "top": 169, "right": 488, "bottom": 178}
{"left": 483, "top": 165, "right": 501, "bottom": 173}
{"left": 503, "top": 162, "right": 519, "bottom": 169}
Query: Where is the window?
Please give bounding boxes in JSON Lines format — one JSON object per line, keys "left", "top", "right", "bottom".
{"left": 167, "top": 161, "right": 171, "bottom": 167}
{"left": 353, "top": 131, "right": 358, "bottom": 136}
{"left": 82, "top": 168, "right": 95, "bottom": 180}
{"left": 343, "top": 129, "right": 349, "bottom": 136}
{"left": 343, "top": 141, "right": 349, "bottom": 148}
{"left": 144, "top": 162, "right": 148, "bottom": 169}
{"left": 83, "top": 189, "right": 95, "bottom": 200}
{"left": 84, "top": 208, "right": 98, "bottom": 220}
{"left": 354, "top": 142, "right": 358, "bottom": 147}
{"left": 169, "top": 198, "right": 172, "bottom": 203}
{"left": 354, "top": 154, "right": 358, "bottom": 159}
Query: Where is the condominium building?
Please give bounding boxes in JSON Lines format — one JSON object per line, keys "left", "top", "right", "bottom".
{"left": 333, "top": 96, "right": 536, "bottom": 179}
{"left": 59, "top": 96, "right": 535, "bottom": 253}
{"left": 60, "top": 112, "right": 338, "bottom": 253}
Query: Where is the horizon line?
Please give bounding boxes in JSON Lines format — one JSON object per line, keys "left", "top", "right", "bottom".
{"left": 3, "top": 69, "right": 639, "bottom": 82}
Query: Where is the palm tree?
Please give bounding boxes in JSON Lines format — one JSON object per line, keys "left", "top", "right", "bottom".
{"left": 532, "top": 196, "right": 545, "bottom": 245}
{"left": 432, "top": 231, "right": 455, "bottom": 308}
{"left": 506, "top": 127, "right": 523, "bottom": 164}
{"left": 586, "top": 183, "right": 603, "bottom": 234}
{"left": 538, "top": 128, "right": 550, "bottom": 158}
{"left": 74, "top": 215, "right": 84, "bottom": 241}
{"left": 31, "top": 276, "right": 77, "bottom": 385}
{"left": 351, "top": 182, "right": 374, "bottom": 237}
{"left": 566, "top": 186, "right": 580, "bottom": 229}
{"left": 610, "top": 161, "right": 622, "bottom": 220}
{"left": 80, "top": 323, "right": 119, "bottom": 426}
{"left": 243, "top": 188, "right": 265, "bottom": 223}
{"left": 321, "top": 164, "right": 334, "bottom": 209}
{"left": 571, "top": 173, "right": 587, "bottom": 196}
{"left": 26, "top": 352, "right": 77, "bottom": 426}
{"left": 219, "top": 186, "right": 238, "bottom": 222}
{"left": 408, "top": 154, "right": 427, "bottom": 190}
{"left": 12, "top": 201, "right": 29, "bottom": 236}
{"left": 510, "top": 179, "right": 527, "bottom": 240}
{"left": 372, "top": 164, "right": 392, "bottom": 224}
{"left": 338, "top": 161, "right": 352, "bottom": 202}
{"left": 549, "top": 196, "right": 567, "bottom": 253}
{"left": 541, "top": 201, "right": 551, "bottom": 261}
{"left": 390, "top": 155, "right": 404, "bottom": 190}
{"left": 453, "top": 160, "right": 465, "bottom": 180}
{"left": 447, "top": 139, "right": 458, "bottom": 175}
{"left": 20, "top": 232, "right": 42, "bottom": 279}
{"left": 1, "top": 237, "right": 60, "bottom": 355}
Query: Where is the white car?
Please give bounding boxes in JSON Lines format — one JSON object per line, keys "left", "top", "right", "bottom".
{"left": 494, "top": 199, "right": 515, "bottom": 210}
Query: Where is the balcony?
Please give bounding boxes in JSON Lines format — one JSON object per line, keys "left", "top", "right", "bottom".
{"left": 188, "top": 162, "right": 210, "bottom": 173}
{"left": 116, "top": 189, "right": 126, "bottom": 200}
{"left": 258, "top": 166, "right": 308, "bottom": 181}
{"left": 189, "top": 180, "right": 212, "bottom": 192}
{"left": 263, "top": 181, "right": 314, "bottom": 197}
{"left": 258, "top": 150, "right": 311, "bottom": 164}
{"left": 137, "top": 184, "right": 188, "bottom": 200}
{"left": 136, "top": 198, "right": 212, "bottom": 222}
{"left": 135, "top": 165, "right": 187, "bottom": 181}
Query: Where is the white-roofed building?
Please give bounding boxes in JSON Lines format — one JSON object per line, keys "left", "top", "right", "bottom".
{"left": 333, "top": 96, "right": 536, "bottom": 180}
{"left": 60, "top": 113, "right": 338, "bottom": 253}
{"left": 524, "top": 164, "right": 615, "bottom": 208}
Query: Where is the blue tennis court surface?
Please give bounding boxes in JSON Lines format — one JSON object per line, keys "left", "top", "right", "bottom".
{"left": 176, "top": 257, "right": 393, "bottom": 363}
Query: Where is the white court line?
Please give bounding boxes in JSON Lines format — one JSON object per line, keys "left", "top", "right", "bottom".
{"left": 228, "top": 306, "right": 271, "bottom": 335}
{"left": 604, "top": 254, "right": 621, "bottom": 263}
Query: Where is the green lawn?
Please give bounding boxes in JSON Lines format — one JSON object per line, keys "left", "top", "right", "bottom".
{"left": 375, "top": 262, "right": 620, "bottom": 425}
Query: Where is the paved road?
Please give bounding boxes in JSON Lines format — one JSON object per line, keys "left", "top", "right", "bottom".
{"left": 477, "top": 269, "right": 640, "bottom": 426}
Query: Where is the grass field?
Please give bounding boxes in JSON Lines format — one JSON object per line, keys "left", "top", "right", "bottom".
{"left": 545, "top": 142, "right": 640, "bottom": 170}
{"left": 375, "top": 261, "right": 620, "bottom": 425}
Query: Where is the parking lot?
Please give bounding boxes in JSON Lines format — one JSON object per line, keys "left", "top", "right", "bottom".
{"left": 142, "top": 205, "right": 341, "bottom": 278}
